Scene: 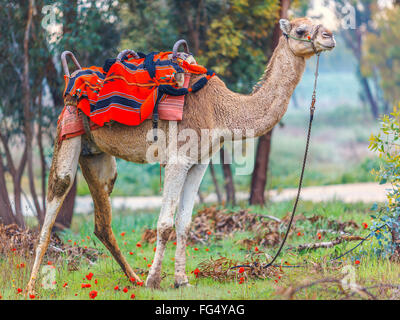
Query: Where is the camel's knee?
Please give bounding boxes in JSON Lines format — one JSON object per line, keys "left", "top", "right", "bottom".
{"left": 47, "top": 173, "right": 73, "bottom": 202}
{"left": 94, "top": 222, "right": 112, "bottom": 242}
{"left": 157, "top": 221, "right": 174, "bottom": 242}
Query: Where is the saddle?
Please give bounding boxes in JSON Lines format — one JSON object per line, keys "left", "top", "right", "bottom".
{"left": 61, "top": 40, "right": 214, "bottom": 142}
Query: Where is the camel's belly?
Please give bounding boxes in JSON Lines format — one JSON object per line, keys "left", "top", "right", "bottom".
{"left": 91, "top": 122, "right": 154, "bottom": 163}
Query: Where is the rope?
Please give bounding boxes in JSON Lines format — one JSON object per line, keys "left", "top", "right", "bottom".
{"left": 231, "top": 53, "right": 321, "bottom": 271}
{"left": 229, "top": 54, "right": 389, "bottom": 270}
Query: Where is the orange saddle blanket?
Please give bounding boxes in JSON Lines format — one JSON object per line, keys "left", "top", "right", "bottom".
{"left": 59, "top": 51, "right": 214, "bottom": 141}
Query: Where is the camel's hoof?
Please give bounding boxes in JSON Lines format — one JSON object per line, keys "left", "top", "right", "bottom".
{"left": 174, "top": 281, "right": 192, "bottom": 288}
{"left": 145, "top": 275, "right": 161, "bottom": 289}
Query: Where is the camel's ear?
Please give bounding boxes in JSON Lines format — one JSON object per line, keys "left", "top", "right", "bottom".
{"left": 279, "top": 19, "right": 291, "bottom": 34}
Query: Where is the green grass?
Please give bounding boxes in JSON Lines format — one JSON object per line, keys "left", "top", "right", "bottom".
{"left": 1, "top": 200, "right": 399, "bottom": 300}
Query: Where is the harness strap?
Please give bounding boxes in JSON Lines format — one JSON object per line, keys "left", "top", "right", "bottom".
{"left": 283, "top": 24, "right": 322, "bottom": 54}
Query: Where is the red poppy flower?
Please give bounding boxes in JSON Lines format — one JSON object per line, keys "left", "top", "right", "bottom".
{"left": 63, "top": 282, "right": 68, "bottom": 288}
{"left": 153, "top": 247, "right": 156, "bottom": 252}
{"left": 120, "top": 232, "right": 126, "bottom": 237}
{"left": 129, "top": 251, "right": 133, "bottom": 255}
{"left": 20, "top": 263, "right": 25, "bottom": 268}
{"left": 130, "top": 293, "right": 136, "bottom": 299}
{"left": 173, "top": 242, "right": 177, "bottom": 246}
{"left": 85, "top": 272, "right": 94, "bottom": 281}
{"left": 205, "top": 248, "right": 209, "bottom": 252}
{"left": 17, "top": 288, "right": 22, "bottom": 294}
{"left": 238, "top": 267, "right": 245, "bottom": 274}
{"left": 67, "top": 239, "right": 72, "bottom": 243}
{"left": 87, "top": 236, "right": 90, "bottom": 240}
{"left": 297, "top": 232, "right": 302, "bottom": 236}
{"left": 147, "top": 264, "right": 152, "bottom": 268}
{"left": 81, "top": 283, "right": 91, "bottom": 288}
{"left": 193, "top": 268, "right": 200, "bottom": 278}
{"left": 94, "top": 279, "right": 98, "bottom": 284}
{"left": 207, "top": 231, "right": 212, "bottom": 235}
{"left": 11, "top": 248, "right": 16, "bottom": 252}
{"left": 136, "top": 243, "right": 142, "bottom": 248}
{"left": 89, "top": 290, "right": 98, "bottom": 299}
{"left": 47, "top": 261, "right": 53, "bottom": 265}
{"left": 355, "top": 260, "right": 360, "bottom": 265}
{"left": 307, "top": 36, "right": 311, "bottom": 40}
{"left": 123, "top": 287, "right": 128, "bottom": 293}
{"left": 137, "top": 281, "right": 144, "bottom": 286}
{"left": 130, "top": 277, "right": 136, "bottom": 283}
{"left": 362, "top": 223, "right": 368, "bottom": 229}
{"left": 317, "top": 232, "right": 322, "bottom": 240}
{"left": 254, "top": 246, "right": 259, "bottom": 252}
{"left": 114, "top": 285, "right": 119, "bottom": 290}
{"left": 29, "top": 294, "right": 35, "bottom": 299}
{"left": 194, "top": 248, "right": 199, "bottom": 251}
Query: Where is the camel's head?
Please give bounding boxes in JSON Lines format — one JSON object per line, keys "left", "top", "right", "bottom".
{"left": 279, "top": 18, "right": 336, "bottom": 57}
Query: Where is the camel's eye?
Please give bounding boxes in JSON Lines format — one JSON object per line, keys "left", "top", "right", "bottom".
{"left": 296, "top": 28, "right": 306, "bottom": 36}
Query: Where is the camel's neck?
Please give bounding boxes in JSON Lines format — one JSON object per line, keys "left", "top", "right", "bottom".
{"left": 214, "top": 37, "right": 306, "bottom": 138}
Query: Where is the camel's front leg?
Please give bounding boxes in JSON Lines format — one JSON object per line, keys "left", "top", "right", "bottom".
{"left": 174, "top": 162, "right": 209, "bottom": 287}
{"left": 146, "top": 158, "right": 192, "bottom": 289}
{"left": 26, "top": 136, "right": 81, "bottom": 295}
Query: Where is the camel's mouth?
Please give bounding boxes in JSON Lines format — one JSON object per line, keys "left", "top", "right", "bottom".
{"left": 317, "top": 42, "right": 336, "bottom": 51}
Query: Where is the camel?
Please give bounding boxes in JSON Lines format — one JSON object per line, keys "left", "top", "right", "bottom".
{"left": 26, "top": 17, "right": 335, "bottom": 293}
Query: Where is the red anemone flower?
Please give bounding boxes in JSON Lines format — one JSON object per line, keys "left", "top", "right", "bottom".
{"left": 85, "top": 272, "right": 94, "bottom": 281}
{"left": 89, "top": 290, "right": 98, "bottom": 299}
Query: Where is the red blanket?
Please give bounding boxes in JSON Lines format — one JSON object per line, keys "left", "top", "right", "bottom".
{"left": 58, "top": 74, "right": 191, "bottom": 141}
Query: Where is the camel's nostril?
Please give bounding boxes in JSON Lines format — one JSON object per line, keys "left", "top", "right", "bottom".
{"left": 322, "top": 32, "right": 332, "bottom": 38}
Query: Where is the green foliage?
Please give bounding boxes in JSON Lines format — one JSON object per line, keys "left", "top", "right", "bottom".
{"left": 369, "top": 103, "right": 400, "bottom": 255}
{"left": 362, "top": 6, "right": 400, "bottom": 105}
{"left": 119, "top": 0, "right": 282, "bottom": 92}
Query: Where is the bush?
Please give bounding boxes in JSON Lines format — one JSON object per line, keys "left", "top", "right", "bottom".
{"left": 369, "top": 104, "right": 400, "bottom": 257}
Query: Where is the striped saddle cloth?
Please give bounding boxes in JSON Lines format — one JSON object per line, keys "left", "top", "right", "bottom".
{"left": 63, "top": 51, "right": 212, "bottom": 127}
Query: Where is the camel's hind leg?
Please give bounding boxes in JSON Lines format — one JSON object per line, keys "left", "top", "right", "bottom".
{"left": 26, "top": 136, "right": 81, "bottom": 294}
{"left": 79, "top": 153, "right": 141, "bottom": 283}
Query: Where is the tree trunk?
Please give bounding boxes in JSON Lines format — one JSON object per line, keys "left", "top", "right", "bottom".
{"left": 209, "top": 160, "right": 222, "bottom": 204}
{"left": 249, "top": 0, "right": 290, "bottom": 205}
{"left": 0, "top": 161, "right": 17, "bottom": 226}
{"left": 249, "top": 130, "right": 273, "bottom": 205}
{"left": 220, "top": 148, "right": 236, "bottom": 206}
{"left": 360, "top": 75, "right": 379, "bottom": 119}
